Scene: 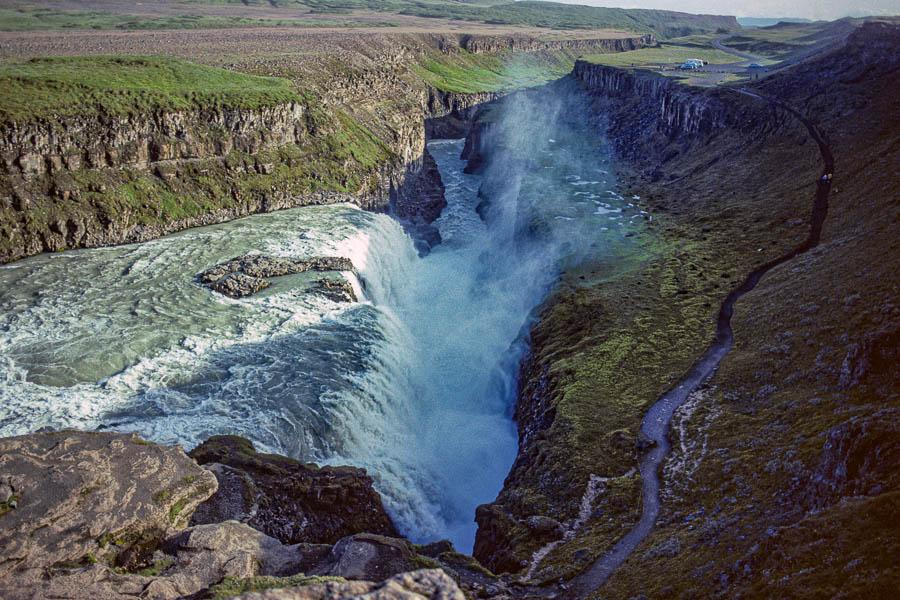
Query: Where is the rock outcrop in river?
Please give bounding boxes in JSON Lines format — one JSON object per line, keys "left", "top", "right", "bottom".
{"left": 200, "top": 255, "right": 356, "bottom": 299}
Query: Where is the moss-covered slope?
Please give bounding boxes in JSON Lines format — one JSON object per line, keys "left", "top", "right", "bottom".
{"left": 474, "top": 22, "right": 900, "bottom": 598}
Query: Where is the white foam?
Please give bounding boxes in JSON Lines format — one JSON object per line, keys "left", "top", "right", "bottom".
{"left": 595, "top": 206, "right": 621, "bottom": 215}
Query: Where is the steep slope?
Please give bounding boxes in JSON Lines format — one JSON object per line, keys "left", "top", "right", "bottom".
{"left": 473, "top": 21, "right": 900, "bottom": 599}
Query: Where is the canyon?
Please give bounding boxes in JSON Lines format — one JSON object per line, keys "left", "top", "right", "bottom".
{"left": 1, "top": 15, "right": 899, "bottom": 600}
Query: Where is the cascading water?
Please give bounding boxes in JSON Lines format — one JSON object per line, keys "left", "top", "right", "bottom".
{"left": 0, "top": 80, "right": 643, "bottom": 552}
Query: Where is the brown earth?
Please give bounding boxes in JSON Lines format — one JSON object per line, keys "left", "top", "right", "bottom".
{"left": 0, "top": 23, "right": 637, "bottom": 65}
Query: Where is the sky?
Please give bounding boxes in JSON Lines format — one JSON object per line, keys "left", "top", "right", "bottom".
{"left": 546, "top": 1, "right": 899, "bottom": 20}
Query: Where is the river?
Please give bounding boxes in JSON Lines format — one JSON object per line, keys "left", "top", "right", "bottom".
{"left": 0, "top": 85, "right": 644, "bottom": 551}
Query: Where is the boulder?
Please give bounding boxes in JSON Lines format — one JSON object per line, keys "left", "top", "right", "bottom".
{"left": 0, "top": 431, "right": 217, "bottom": 593}
{"left": 189, "top": 435, "right": 397, "bottom": 545}
{"left": 526, "top": 515, "right": 565, "bottom": 540}
{"left": 807, "top": 407, "right": 900, "bottom": 509}
{"left": 312, "top": 533, "right": 421, "bottom": 581}
{"left": 1, "top": 520, "right": 336, "bottom": 600}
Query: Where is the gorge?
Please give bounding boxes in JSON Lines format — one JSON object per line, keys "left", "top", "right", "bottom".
{"left": 1, "top": 16, "right": 899, "bottom": 600}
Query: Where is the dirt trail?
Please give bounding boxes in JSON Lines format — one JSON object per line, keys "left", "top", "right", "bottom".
{"left": 711, "top": 34, "right": 763, "bottom": 62}
{"left": 561, "top": 89, "right": 833, "bottom": 599}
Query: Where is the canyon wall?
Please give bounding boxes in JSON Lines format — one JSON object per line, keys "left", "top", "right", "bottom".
{"left": 0, "top": 32, "right": 654, "bottom": 264}
{"left": 474, "top": 23, "right": 900, "bottom": 599}
{"left": 471, "top": 61, "right": 814, "bottom": 575}
{"left": 459, "top": 34, "right": 655, "bottom": 54}
{"left": 0, "top": 87, "right": 454, "bottom": 263}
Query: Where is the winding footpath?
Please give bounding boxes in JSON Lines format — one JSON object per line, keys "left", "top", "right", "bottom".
{"left": 563, "top": 91, "right": 834, "bottom": 598}
{"left": 711, "top": 34, "right": 763, "bottom": 62}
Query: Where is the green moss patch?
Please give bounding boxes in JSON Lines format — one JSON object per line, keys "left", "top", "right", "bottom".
{"left": 0, "top": 492, "right": 19, "bottom": 516}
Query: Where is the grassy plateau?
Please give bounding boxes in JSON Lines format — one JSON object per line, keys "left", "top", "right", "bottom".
{"left": 0, "top": 55, "right": 300, "bottom": 124}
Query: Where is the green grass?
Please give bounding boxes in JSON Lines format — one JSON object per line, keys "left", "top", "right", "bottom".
{"left": 583, "top": 38, "right": 737, "bottom": 67}
{"left": 717, "top": 73, "right": 749, "bottom": 85}
{"left": 413, "top": 49, "right": 576, "bottom": 93}
{"left": 0, "top": 8, "right": 399, "bottom": 32}
{"left": 168, "top": 498, "right": 188, "bottom": 523}
{"left": 0, "top": 492, "right": 19, "bottom": 516}
{"left": 135, "top": 556, "right": 174, "bottom": 577}
{"left": 718, "top": 22, "right": 836, "bottom": 59}
{"left": 0, "top": 55, "right": 300, "bottom": 125}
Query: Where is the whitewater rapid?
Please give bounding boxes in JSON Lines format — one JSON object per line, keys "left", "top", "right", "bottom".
{"left": 0, "top": 89, "right": 640, "bottom": 550}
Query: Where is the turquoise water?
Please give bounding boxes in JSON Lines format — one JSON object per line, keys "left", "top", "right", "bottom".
{"left": 0, "top": 88, "right": 644, "bottom": 550}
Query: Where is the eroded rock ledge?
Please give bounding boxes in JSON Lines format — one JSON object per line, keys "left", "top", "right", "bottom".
{"left": 189, "top": 435, "right": 396, "bottom": 545}
{"left": 0, "top": 430, "right": 504, "bottom": 599}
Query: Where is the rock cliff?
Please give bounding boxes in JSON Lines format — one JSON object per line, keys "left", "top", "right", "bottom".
{"left": 0, "top": 97, "right": 393, "bottom": 262}
{"left": 189, "top": 435, "right": 397, "bottom": 545}
{"left": 459, "top": 34, "right": 655, "bottom": 55}
{"left": 571, "top": 61, "right": 757, "bottom": 138}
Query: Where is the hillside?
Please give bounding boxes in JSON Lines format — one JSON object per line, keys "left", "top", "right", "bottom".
{"left": 471, "top": 19, "right": 900, "bottom": 598}
{"left": 0, "top": 0, "right": 739, "bottom": 38}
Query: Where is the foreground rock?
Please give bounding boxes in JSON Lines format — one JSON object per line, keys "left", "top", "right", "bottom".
{"left": 200, "top": 255, "right": 356, "bottom": 299}
{"left": 190, "top": 435, "right": 398, "bottom": 545}
{"left": 231, "top": 569, "right": 465, "bottom": 600}
{"left": 0, "top": 431, "right": 477, "bottom": 599}
{"left": 0, "top": 431, "right": 217, "bottom": 592}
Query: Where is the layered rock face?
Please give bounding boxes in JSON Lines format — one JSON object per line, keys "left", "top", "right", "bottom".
{"left": 1, "top": 103, "right": 308, "bottom": 180}
{"left": 0, "top": 97, "right": 379, "bottom": 262}
{"left": 571, "top": 60, "right": 760, "bottom": 139}
{"left": 459, "top": 33, "right": 655, "bottom": 54}
{"left": 189, "top": 435, "right": 397, "bottom": 545}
